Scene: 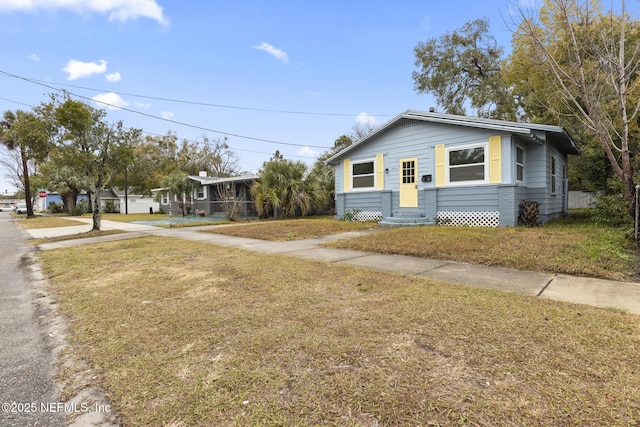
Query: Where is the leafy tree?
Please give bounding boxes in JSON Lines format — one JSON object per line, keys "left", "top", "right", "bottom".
{"left": 38, "top": 95, "right": 138, "bottom": 230}
{"left": 118, "top": 132, "right": 180, "bottom": 195}
{"left": 197, "top": 135, "right": 240, "bottom": 177}
{"left": 160, "top": 171, "right": 194, "bottom": 216}
{"left": 412, "top": 18, "right": 516, "bottom": 119}
{"left": 251, "top": 157, "right": 326, "bottom": 218}
{"left": 509, "top": 0, "right": 640, "bottom": 211}
{"left": 0, "top": 110, "right": 51, "bottom": 217}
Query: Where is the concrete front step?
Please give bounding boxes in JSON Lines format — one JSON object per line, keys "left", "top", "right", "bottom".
{"left": 378, "top": 216, "right": 435, "bottom": 227}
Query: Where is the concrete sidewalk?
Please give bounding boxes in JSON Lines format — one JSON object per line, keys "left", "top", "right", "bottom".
{"left": 28, "top": 218, "right": 640, "bottom": 315}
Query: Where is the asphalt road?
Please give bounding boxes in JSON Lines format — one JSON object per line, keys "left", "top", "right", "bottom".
{"left": 0, "top": 212, "right": 66, "bottom": 426}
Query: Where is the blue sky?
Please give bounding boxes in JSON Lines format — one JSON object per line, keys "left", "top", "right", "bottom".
{"left": 0, "top": 0, "right": 518, "bottom": 194}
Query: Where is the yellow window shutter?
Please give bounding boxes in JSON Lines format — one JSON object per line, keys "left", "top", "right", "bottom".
{"left": 435, "top": 144, "right": 445, "bottom": 187}
{"left": 376, "top": 154, "right": 384, "bottom": 190}
{"left": 343, "top": 159, "right": 351, "bottom": 192}
{"left": 489, "top": 136, "right": 502, "bottom": 184}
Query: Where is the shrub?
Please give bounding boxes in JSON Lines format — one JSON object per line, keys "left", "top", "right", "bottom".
{"left": 341, "top": 209, "right": 361, "bottom": 222}
{"left": 72, "top": 199, "right": 88, "bottom": 216}
{"left": 48, "top": 201, "right": 64, "bottom": 214}
{"left": 103, "top": 200, "right": 118, "bottom": 213}
{"left": 591, "top": 193, "right": 633, "bottom": 227}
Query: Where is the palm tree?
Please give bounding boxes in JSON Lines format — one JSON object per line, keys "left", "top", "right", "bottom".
{"left": 44, "top": 165, "right": 87, "bottom": 214}
{"left": 160, "top": 172, "right": 194, "bottom": 216}
{"left": 251, "top": 158, "right": 326, "bottom": 218}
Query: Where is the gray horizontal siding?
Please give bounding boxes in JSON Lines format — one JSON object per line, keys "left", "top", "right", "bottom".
{"left": 436, "top": 186, "right": 500, "bottom": 211}
{"left": 343, "top": 191, "right": 382, "bottom": 212}
{"left": 334, "top": 120, "right": 505, "bottom": 195}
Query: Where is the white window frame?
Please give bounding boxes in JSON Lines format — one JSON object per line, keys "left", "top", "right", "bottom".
{"left": 351, "top": 158, "right": 376, "bottom": 191}
{"left": 551, "top": 156, "right": 557, "bottom": 195}
{"left": 445, "top": 143, "right": 488, "bottom": 186}
{"left": 516, "top": 145, "right": 525, "bottom": 183}
{"left": 161, "top": 194, "right": 169, "bottom": 205}
{"left": 196, "top": 185, "right": 207, "bottom": 200}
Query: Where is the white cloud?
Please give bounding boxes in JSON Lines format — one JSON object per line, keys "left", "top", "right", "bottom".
{"left": 0, "top": 0, "right": 169, "bottom": 25}
{"left": 63, "top": 59, "right": 107, "bottom": 80}
{"left": 161, "top": 111, "right": 174, "bottom": 119}
{"left": 355, "top": 112, "right": 379, "bottom": 126}
{"left": 297, "top": 146, "right": 318, "bottom": 158}
{"left": 134, "top": 101, "right": 151, "bottom": 108}
{"left": 252, "top": 42, "right": 289, "bottom": 64}
{"left": 91, "top": 92, "right": 129, "bottom": 110}
{"left": 28, "top": 53, "right": 40, "bottom": 62}
{"left": 105, "top": 72, "right": 121, "bottom": 82}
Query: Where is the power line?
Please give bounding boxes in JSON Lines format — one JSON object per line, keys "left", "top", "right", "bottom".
{"left": 0, "top": 70, "right": 332, "bottom": 149}
{"left": 12, "top": 76, "right": 389, "bottom": 118}
{"left": 0, "top": 95, "right": 318, "bottom": 160}
{"left": 0, "top": 97, "right": 32, "bottom": 108}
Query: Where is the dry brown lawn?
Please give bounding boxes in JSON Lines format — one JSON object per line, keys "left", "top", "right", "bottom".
{"left": 325, "top": 221, "right": 637, "bottom": 281}
{"left": 204, "top": 215, "right": 637, "bottom": 280}
{"left": 13, "top": 216, "right": 87, "bottom": 229}
{"left": 39, "top": 236, "right": 640, "bottom": 426}
{"left": 204, "top": 217, "right": 377, "bottom": 241}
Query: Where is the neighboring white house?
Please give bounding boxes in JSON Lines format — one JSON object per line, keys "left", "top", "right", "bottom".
{"left": 111, "top": 188, "right": 159, "bottom": 214}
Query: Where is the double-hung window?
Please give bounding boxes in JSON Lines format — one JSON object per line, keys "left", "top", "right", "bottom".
{"left": 551, "top": 156, "right": 557, "bottom": 194}
{"left": 446, "top": 144, "right": 487, "bottom": 184}
{"left": 352, "top": 159, "right": 375, "bottom": 190}
{"left": 516, "top": 146, "right": 525, "bottom": 182}
{"left": 196, "top": 186, "right": 206, "bottom": 200}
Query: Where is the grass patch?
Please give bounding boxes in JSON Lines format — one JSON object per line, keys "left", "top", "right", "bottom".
{"left": 95, "top": 213, "right": 169, "bottom": 222}
{"left": 326, "top": 215, "right": 638, "bottom": 281}
{"left": 27, "top": 229, "right": 125, "bottom": 245}
{"left": 204, "top": 218, "right": 377, "bottom": 241}
{"left": 157, "top": 220, "right": 231, "bottom": 228}
{"left": 13, "top": 216, "right": 87, "bottom": 229}
{"left": 39, "top": 237, "right": 640, "bottom": 426}
{"left": 98, "top": 213, "right": 230, "bottom": 228}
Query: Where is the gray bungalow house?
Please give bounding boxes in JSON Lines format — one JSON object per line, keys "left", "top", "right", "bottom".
{"left": 155, "top": 173, "right": 259, "bottom": 218}
{"left": 325, "top": 110, "right": 580, "bottom": 227}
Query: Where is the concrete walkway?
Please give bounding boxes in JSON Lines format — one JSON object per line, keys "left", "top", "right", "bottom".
{"left": 28, "top": 217, "right": 640, "bottom": 315}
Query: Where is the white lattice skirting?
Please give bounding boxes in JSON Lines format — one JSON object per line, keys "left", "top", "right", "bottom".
{"left": 437, "top": 211, "right": 500, "bottom": 227}
{"left": 351, "top": 210, "right": 382, "bottom": 222}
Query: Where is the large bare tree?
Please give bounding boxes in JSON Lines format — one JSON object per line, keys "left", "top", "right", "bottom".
{"left": 511, "top": 0, "right": 640, "bottom": 210}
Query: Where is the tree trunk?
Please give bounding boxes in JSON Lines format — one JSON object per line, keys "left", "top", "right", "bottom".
{"left": 20, "top": 146, "right": 35, "bottom": 218}
{"left": 91, "top": 191, "right": 101, "bottom": 231}
{"left": 62, "top": 191, "right": 77, "bottom": 214}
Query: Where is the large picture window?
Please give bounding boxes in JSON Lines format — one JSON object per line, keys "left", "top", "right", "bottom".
{"left": 352, "top": 160, "right": 375, "bottom": 189}
{"left": 447, "top": 144, "right": 487, "bottom": 184}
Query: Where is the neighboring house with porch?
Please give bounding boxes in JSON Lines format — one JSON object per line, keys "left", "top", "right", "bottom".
{"left": 153, "top": 173, "right": 259, "bottom": 218}
{"left": 325, "top": 110, "right": 580, "bottom": 227}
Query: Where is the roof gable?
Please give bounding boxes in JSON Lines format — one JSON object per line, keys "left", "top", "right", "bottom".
{"left": 325, "top": 110, "right": 580, "bottom": 164}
